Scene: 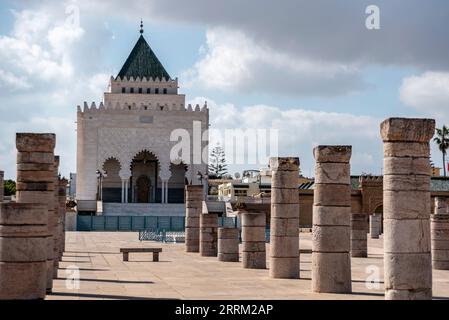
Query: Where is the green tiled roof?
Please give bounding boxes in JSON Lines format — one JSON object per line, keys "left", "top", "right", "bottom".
{"left": 117, "top": 35, "right": 171, "bottom": 80}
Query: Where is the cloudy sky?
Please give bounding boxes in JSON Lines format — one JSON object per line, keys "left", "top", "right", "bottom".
{"left": 1, "top": 0, "right": 449, "bottom": 180}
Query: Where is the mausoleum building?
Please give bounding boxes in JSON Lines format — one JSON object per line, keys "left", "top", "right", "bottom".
{"left": 76, "top": 26, "right": 209, "bottom": 216}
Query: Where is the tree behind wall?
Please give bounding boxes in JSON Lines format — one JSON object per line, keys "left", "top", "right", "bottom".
{"left": 4, "top": 180, "right": 16, "bottom": 196}
{"left": 209, "top": 143, "right": 228, "bottom": 179}
{"left": 434, "top": 125, "right": 449, "bottom": 177}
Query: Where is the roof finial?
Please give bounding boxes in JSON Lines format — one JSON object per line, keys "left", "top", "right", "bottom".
{"left": 140, "top": 19, "right": 144, "bottom": 35}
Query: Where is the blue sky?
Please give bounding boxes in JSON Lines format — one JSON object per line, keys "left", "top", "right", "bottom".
{"left": 1, "top": 0, "right": 449, "bottom": 180}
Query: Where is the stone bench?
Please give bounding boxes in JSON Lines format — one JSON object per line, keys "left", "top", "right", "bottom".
{"left": 120, "top": 248, "right": 162, "bottom": 262}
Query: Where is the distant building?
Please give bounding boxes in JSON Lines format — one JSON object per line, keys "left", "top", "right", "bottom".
{"left": 68, "top": 173, "right": 76, "bottom": 199}
{"left": 218, "top": 167, "right": 312, "bottom": 201}
{"left": 432, "top": 167, "right": 442, "bottom": 177}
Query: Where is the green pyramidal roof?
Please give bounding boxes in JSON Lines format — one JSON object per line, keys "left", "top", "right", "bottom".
{"left": 117, "top": 35, "right": 171, "bottom": 80}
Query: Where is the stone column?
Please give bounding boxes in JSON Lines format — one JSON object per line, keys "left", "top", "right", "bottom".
{"left": 312, "top": 146, "right": 352, "bottom": 293}
{"left": 369, "top": 214, "right": 382, "bottom": 239}
{"left": 165, "top": 181, "right": 169, "bottom": 203}
{"left": 269, "top": 157, "right": 299, "bottom": 278}
{"left": 0, "top": 170, "right": 4, "bottom": 202}
{"left": 125, "top": 179, "right": 129, "bottom": 203}
{"left": 434, "top": 197, "right": 448, "bottom": 215}
{"left": 350, "top": 213, "right": 368, "bottom": 257}
{"left": 242, "top": 212, "right": 266, "bottom": 269}
{"left": 218, "top": 227, "right": 239, "bottom": 262}
{"left": 16, "top": 133, "right": 56, "bottom": 294}
{"left": 52, "top": 156, "right": 60, "bottom": 278}
{"left": 200, "top": 211, "right": 218, "bottom": 257}
{"left": 0, "top": 203, "right": 48, "bottom": 299}
{"left": 431, "top": 197, "right": 449, "bottom": 270}
{"left": 58, "top": 178, "right": 68, "bottom": 261}
{"left": 381, "top": 117, "right": 434, "bottom": 300}
{"left": 185, "top": 185, "right": 203, "bottom": 252}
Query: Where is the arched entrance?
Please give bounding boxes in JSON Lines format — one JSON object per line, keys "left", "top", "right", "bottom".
{"left": 131, "top": 151, "right": 159, "bottom": 203}
{"left": 168, "top": 162, "right": 188, "bottom": 203}
{"left": 136, "top": 175, "right": 151, "bottom": 203}
{"left": 101, "top": 158, "right": 121, "bottom": 203}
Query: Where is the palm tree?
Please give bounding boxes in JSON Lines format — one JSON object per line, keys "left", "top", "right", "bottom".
{"left": 434, "top": 125, "right": 449, "bottom": 177}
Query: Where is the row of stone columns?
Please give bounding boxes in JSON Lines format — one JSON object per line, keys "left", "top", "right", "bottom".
{"left": 185, "top": 117, "right": 440, "bottom": 301}
{"left": 120, "top": 178, "right": 170, "bottom": 203}
{"left": 185, "top": 185, "right": 267, "bottom": 269}
{"left": 0, "top": 133, "right": 67, "bottom": 299}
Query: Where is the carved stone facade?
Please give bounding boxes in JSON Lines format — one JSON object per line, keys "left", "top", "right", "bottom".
{"left": 359, "top": 176, "right": 383, "bottom": 215}
{"left": 76, "top": 32, "right": 208, "bottom": 214}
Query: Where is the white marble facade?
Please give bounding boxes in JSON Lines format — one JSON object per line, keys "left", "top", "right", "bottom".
{"left": 76, "top": 33, "right": 208, "bottom": 213}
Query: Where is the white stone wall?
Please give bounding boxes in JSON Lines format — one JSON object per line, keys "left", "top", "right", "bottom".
{"left": 76, "top": 77, "right": 209, "bottom": 208}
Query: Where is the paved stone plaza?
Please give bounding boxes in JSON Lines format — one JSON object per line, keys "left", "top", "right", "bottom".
{"left": 46, "top": 232, "right": 449, "bottom": 300}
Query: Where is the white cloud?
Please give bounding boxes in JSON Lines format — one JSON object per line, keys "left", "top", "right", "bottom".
{"left": 0, "top": 69, "right": 32, "bottom": 90}
{"left": 0, "top": 6, "right": 106, "bottom": 179}
{"left": 0, "top": 8, "right": 84, "bottom": 87}
{"left": 400, "top": 72, "right": 449, "bottom": 118}
{"left": 189, "top": 97, "right": 382, "bottom": 177}
{"left": 182, "top": 28, "right": 363, "bottom": 96}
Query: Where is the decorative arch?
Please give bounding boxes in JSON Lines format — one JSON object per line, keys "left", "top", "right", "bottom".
{"left": 373, "top": 204, "right": 383, "bottom": 214}
{"left": 101, "top": 157, "right": 122, "bottom": 203}
{"left": 97, "top": 127, "right": 172, "bottom": 180}
{"left": 168, "top": 160, "right": 188, "bottom": 203}
{"left": 101, "top": 156, "right": 122, "bottom": 172}
{"left": 129, "top": 150, "right": 159, "bottom": 203}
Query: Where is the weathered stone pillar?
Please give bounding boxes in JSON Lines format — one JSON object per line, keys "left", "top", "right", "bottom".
{"left": 269, "top": 157, "right": 299, "bottom": 278}
{"left": 0, "top": 203, "right": 48, "bottom": 299}
{"left": 312, "top": 146, "right": 352, "bottom": 293}
{"left": 381, "top": 117, "right": 434, "bottom": 300}
{"left": 218, "top": 227, "right": 239, "bottom": 262}
{"left": 0, "top": 170, "right": 4, "bottom": 202}
{"left": 58, "top": 178, "right": 68, "bottom": 261}
{"left": 200, "top": 211, "right": 218, "bottom": 257}
{"left": 369, "top": 214, "right": 382, "bottom": 239}
{"left": 431, "top": 197, "right": 449, "bottom": 270}
{"left": 242, "top": 212, "right": 266, "bottom": 269}
{"left": 431, "top": 214, "right": 449, "bottom": 270}
{"left": 351, "top": 213, "right": 368, "bottom": 257}
{"left": 185, "top": 185, "right": 203, "bottom": 252}
{"left": 52, "top": 156, "right": 60, "bottom": 278}
{"left": 434, "top": 197, "right": 448, "bottom": 215}
{"left": 16, "top": 133, "right": 56, "bottom": 294}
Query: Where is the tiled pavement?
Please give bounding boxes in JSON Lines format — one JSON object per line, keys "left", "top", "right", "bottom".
{"left": 46, "top": 232, "right": 449, "bottom": 300}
